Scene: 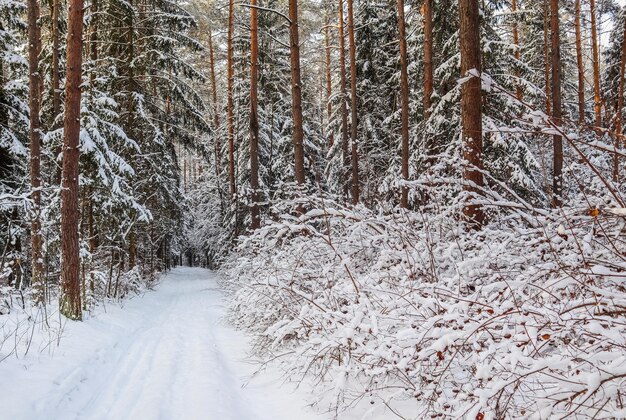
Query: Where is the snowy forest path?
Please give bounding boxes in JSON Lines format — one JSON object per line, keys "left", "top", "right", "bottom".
{"left": 1, "top": 267, "right": 322, "bottom": 420}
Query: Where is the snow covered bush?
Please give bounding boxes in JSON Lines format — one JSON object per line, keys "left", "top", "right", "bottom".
{"left": 222, "top": 193, "right": 626, "bottom": 418}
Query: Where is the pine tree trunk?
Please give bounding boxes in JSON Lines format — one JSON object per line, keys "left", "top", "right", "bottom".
{"left": 52, "top": 0, "right": 62, "bottom": 185}
{"left": 512, "top": 0, "right": 522, "bottom": 101}
{"left": 227, "top": 0, "right": 236, "bottom": 197}
{"left": 590, "top": 0, "right": 602, "bottom": 128}
{"left": 60, "top": 0, "right": 84, "bottom": 320}
{"left": 289, "top": 0, "right": 306, "bottom": 187}
{"left": 459, "top": 0, "right": 485, "bottom": 227}
{"left": 550, "top": 0, "right": 563, "bottom": 208}
{"left": 208, "top": 29, "right": 221, "bottom": 178}
{"left": 613, "top": 15, "right": 626, "bottom": 181}
{"left": 543, "top": 0, "right": 551, "bottom": 116}
{"left": 575, "top": 0, "right": 585, "bottom": 124}
{"left": 347, "top": 0, "right": 359, "bottom": 204}
{"left": 398, "top": 0, "right": 409, "bottom": 208}
{"left": 423, "top": 0, "right": 434, "bottom": 163}
{"left": 423, "top": 0, "right": 433, "bottom": 121}
{"left": 28, "top": 0, "right": 44, "bottom": 303}
{"left": 249, "top": 0, "right": 261, "bottom": 230}
{"left": 324, "top": 14, "right": 333, "bottom": 148}
{"left": 338, "top": 0, "right": 350, "bottom": 199}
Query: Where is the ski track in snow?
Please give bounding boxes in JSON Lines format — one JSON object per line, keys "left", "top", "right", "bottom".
{"left": 1, "top": 267, "right": 325, "bottom": 420}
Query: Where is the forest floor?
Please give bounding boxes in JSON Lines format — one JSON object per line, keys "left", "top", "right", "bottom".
{"left": 1, "top": 267, "right": 324, "bottom": 420}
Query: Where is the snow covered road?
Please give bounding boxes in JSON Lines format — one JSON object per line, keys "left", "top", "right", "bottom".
{"left": 1, "top": 267, "right": 323, "bottom": 420}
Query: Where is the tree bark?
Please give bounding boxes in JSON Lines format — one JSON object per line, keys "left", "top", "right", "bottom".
{"left": 459, "top": 0, "right": 485, "bottom": 227}
{"left": 590, "top": 0, "right": 602, "bottom": 128}
{"left": 575, "top": 0, "right": 585, "bottom": 124}
{"left": 60, "top": 0, "right": 84, "bottom": 320}
{"left": 52, "top": 0, "right": 61, "bottom": 121}
{"left": 289, "top": 0, "right": 306, "bottom": 187}
{"left": 543, "top": 0, "right": 551, "bottom": 116}
{"left": 423, "top": 0, "right": 433, "bottom": 121}
{"left": 347, "top": 0, "right": 359, "bottom": 204}
{"left": 550, "top": 0, "right": 563, "bottom": 207}
{"left": 227, "top": 0, "right": 236, "bottom": 197}
{"left": 249, "top": 0, "right": 261, "bottom": 229}
{"left": 208, "top": 28, "right": 221, "bottom": 178}
{"left": 398, "top": 0, "right": 409, "bottom": 208}
{"left": 338, "top": 0, "right": 350, "bottom": 199}
{"left": 324, "top": 14, "right": 334, "bottom": 148}
{"left": 28, "top": 0, "right": 44, "bottom": 302}
{"left": 512, "top": 0, "right": 522, "bottom": 101}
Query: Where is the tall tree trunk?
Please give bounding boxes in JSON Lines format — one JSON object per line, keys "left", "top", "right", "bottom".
{"left": 227, "top": 0, "right": 236, "bottom": 197}
{"left": 613, "top": 14, "right": 626, "bottom": 181}
{"left": 575, "top": 0, "right": 585, "bottom": 124}
{"left": 423, "top": 0, "right": 433, "bottom": 120}
{"left": 289, "top": 0, "right": 306, "bottom": 187}
{"left": 550, "top": 0, "right": 563, "bottom": 207}
{"left": 208, "top": 28, "right": 221, "bottom": 178}
{"left": 543, "top": 0, "right": 551, "bottom": 116}
{"left": 459, "top": 0, "right": 485, "bottom": 227}
{"left": 324, "top": 14, "right": 333, "bottom": 148}
{"left": 338, "top": 0, "right": 350, "bottom": 198}
{"left": 591, "top": 0, "right": 602, "bottom": 128}
{"left": 249, "top": 0, "right": 261, "bottom": 229}
{"left": 512, "top": 0, "right": 522, "bottom": 101}
{"left": 60, "top": 0, "right": 84, "bottom": 320}
{"left": 347, "top": 0, "right": 359, "bottom": 204}
{"left": 398, "top": 0, "right": 409, "bottom": 208}
{"left": 423, "top": 0, "right": 434, "bottom": 166}
{"left": 52, "top": 0, "right": 62, "bottom": 184}
{"left": 28, "top": 0, "right": 44, "bottom": 302}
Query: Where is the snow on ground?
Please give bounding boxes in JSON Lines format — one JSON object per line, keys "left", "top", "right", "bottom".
{"left": 0, "top": 267, "right": 325, "bottom": 420}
